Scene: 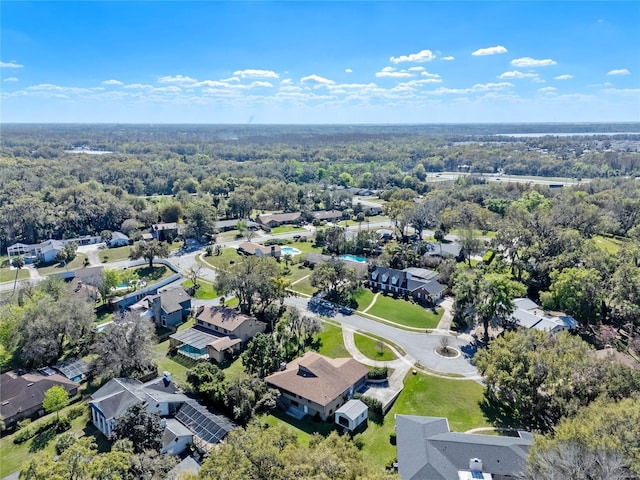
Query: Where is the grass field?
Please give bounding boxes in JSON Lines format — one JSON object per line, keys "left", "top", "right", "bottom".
{"left": 359, "top": 373, "right": 489, "bottom": 469}
{"left": 261, "top": 409, "right": 339, "bottom": 445}
{"left": 593, "top": 235, "right": 627, "bottom": 254}
{"left": 367, "top": 295, "right": 443, "bottom": 329}
{"left": 316, "top": 323, "right": 349, "bottom": 358}
{"left": 354, "top": 333, "right": 397, "bottom": 361}
{"left": 289, "top": 276, "right": 316, "bottom": 296}
{"left": 130, "top": 264, "right": 174, "bottom": 282}
{"left": 271, "top": 225, "right": 307, "bottom": 235}
{"left": 286, "top": 240, "right": 321, "bottom": 255}
{"left": 200, "top": 248, "right": 243, "bottom": 270}
{"left": 99, "top": 245, "right": 131, "bottom": 262}
{"left": 153, "top": 319, "right": 197, "bottom": 388}
{"left": 0, "top": 404, "right": 110, "bottom": 478}
{"left": 37, "top": 253, "right": 89, "bottom": 275}
{"left": 353, "top": 288, "right": 375, "bottom": 311}
{"left": 182, "top": 279, "right": 218, "bottom": 299}
{"left": 0, "top": 266, "right": 30, "bottom": 284}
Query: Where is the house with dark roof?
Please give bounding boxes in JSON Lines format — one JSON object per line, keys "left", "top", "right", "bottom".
{"left": 215, "top": 218, "right": 258, "bottom": 232}
{"left": 237, "top": 242, "right": 281, "bottom": 259}
{"left": 396, "top": 415, "right": 533, "bottom": 480}
{"left": 88, "top": 373, "right": 236, "bottom": 454}
{"left": 170, "top": 306, "right": 266, "bottom": 363}
{"left": 369, "top": 266, "right": 446, "bottom": 305}
{"left": 265, "top": 351, "right": 369, "bottom": 421}
{"left": 129, "top": 287, "right": 192, "bottom": 328}
{"left": 255, "top": 212, "right": 302, "bottom": 230}
{"left": 152, "top": 222, "right": 183, "bottom": 242}
{"left": 1, "top": 370, "right": 79, "bottom": 429}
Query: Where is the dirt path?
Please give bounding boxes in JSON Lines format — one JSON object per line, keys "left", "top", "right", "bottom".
{"left": 361, "top": 292, "right": 380, "bottom": 313}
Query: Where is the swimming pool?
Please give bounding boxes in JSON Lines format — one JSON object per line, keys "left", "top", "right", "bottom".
{"left": 281, "top": 246, "right": 302, "bottom": 255}
{"left": 339, "top": 254, "right": 367, "bottom": 263}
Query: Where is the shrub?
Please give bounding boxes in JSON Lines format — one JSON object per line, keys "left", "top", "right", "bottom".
{"left": 55, "top": 417, "right": 71, "bottom": 433}
{"left": 264, "top": 238, "right": 291, "bottom": 246}
{"left": 389, "top": 432, "right": 397, "bottom": 445}
{"left": 205, "top": 245, "right": 213, "bottom": 257}
{"left": 55, "top": 432, "right": 76, "bottom": 454}
{"left": 354, "top": 393, "right": 383, "bottom": 416}
{"left": 67, "top": 405, "right": 86, "bottom": 421}
{"left": 13, "top": 427, "right": 36, "bottom": 444}
{"left": 368, "top": 366, "right": 388, "bottom": 380}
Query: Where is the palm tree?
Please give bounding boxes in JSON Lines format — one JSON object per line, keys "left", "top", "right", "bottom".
{"left": 11, "top": 256, "right": 25, "bottom": 294}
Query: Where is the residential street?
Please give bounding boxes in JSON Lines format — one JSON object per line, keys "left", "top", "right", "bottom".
{"left": 1, "top": 224, "right": 481, "bottom": 379}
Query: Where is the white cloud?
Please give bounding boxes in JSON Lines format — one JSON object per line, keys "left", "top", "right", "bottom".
{"left": 498, "top": 70, "right": 540, "bottom": 80}
{"left": 376, "top": 69, "right": 413, "bottom": 78}
{"left": 408, "top": 66, "right": 425, "bottom": 72}
{"left": 233, "top": 69, "right": 279, "bottom": 78}
{"left": 390, "top": 49, "right": 436, "bottom": 64}
{"left": 511, "top": 57, "right": 557, "bottom": 67}
{"left": 123, "top": 83, "right": 154, "bottom": 89}
{"left": 0, "top": 61, "right": 23, "bottom": 68}
{"left": 280, "top": 78, "right": 293, "bottom": 85}
{"left": 153, "top": 86, "right": 182, "bottom": 93}
{"left": 421, "top": 71, "right": 441, "bottom": 79}
{"left": 158, "top": 75, "right": 198, "bottom": 84}
{"left": 345, "top": 68, "right": 353, "bottom": 73}
{"left": 429, "top": 82, "right": 514, "bottom": 95}
{"left": 607, "top": 68, "right": 630, "bottom": 76}
{"left": 300, "top": 74, "right": 335, "bottom": 85}
{"left": 102, "top": 79, "right": 124, "bottom": 85}
{"left": 472, "top": 45, "right": 508, "bottom": 56}
{"left": 554, "top": 74, "right": 574, "bottom": 80}
{"left": 538, "top": 86, "right": 557, "bottom": 95}
{"left": 442, "top": 56, "right": 455, "bottom": 61}
{"left": 3, "top": 77, "right": 19, "bottom": 82}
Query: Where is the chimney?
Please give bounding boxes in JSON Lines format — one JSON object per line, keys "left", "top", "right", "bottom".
{"left": 470, "top": 458, "right": 482, "bottom": 472}
{"left": 197, "top": 305, "right": 204, "bottom": 316}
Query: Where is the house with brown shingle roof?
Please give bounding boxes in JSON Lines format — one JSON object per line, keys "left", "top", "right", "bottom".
{"left": 169, "top": 306, "right": 267, "bottom": 363}
{"left": 256, "top": 212, "right": 302, "bottom": 230}
{"left": 265, "top": 351, "right": 368, "bottom": 421}
{"left": 237, "top": 242, "right": 281, "bottom": 259}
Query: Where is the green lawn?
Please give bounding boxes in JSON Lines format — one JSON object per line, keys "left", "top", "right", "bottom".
{"left": 130, "top": 264, "right": 174, "bottom": 282}
{"left": 271, "top": 225, "right": 307, "bottom": 235}
{"left": 286, "top": 241, "right": 321, "bottom": 255}
{"left": 593, "top": 235, "right": 626, "bottom": 254}
{"left": 0, "top": 266, "right": 30, "bottom": 284}
{"left": 220, "top": 356, "right": 249, "bottom": 383}
{"left": 354, "top": 333, "right": 397, "bottom": 361}
{"left": 284, "top": 264, "right": 313, "bottom": 284}
{"left": 182, "top": 279, "right": 218, "bottom": 299}
{"left": 99, "top": 245, "right": 131, "bottom": 262}
{"left": 367, "top": 295, "right": 443, "bottom": 329}
{"left": 216, "top": 230, "right": 244, "bottom": 242}
{"left": 359, "top": 372, "right": 489, "bottom": 469}
{"left": 451, "top": 228, "right": 496, "bottom": 238}
{"left": 260, "top": 409, "right": 339, "bottom": 445}
{"left": 37, "top": 253, "right": 89, "bottom": 275}
{"left": 316, "top": 323, "right": 350, "bottom": 358}
{"left": 289, "top": 276, "right": 316, "bottom": 296}
{"left": 200, "top": 248, "right": 243, "bottom": 270}
{"left": 0, "top": 404, "right": 109, "bottom": 478}
{"left": 353, "top": 288, "right": 375, "bottom": 311}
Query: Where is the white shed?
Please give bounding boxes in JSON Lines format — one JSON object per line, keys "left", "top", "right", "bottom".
{"left": 335, "top": 399, "right": 368, "bottom": 431}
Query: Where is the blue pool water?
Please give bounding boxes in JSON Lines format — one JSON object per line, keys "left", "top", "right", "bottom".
{"left": 281, "top": 246, "right": 302, "bottom": 255}
{"left": 339, "top": 254, "right": 367, "bottom": 263}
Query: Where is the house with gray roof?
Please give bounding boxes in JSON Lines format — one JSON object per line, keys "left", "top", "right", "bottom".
{"left": 510, "top": 298, "right": 578, "bottom": 334}
{"left": 129, "top": 287, "right": 192, "bottom": 328}
{"left": 109, "top": 231, "right": 130, "bottom": 247}
{"left": 369, "top": 266, "right": 445, "bottom": 305}
{"left": 396, "top": 415, "right": 533, "bottom": 480}
{"left": 423, "top": 241, "right": 465, "bottom": 261}
{"left": 88, "top": 373, "right": 235, "bottom": 454}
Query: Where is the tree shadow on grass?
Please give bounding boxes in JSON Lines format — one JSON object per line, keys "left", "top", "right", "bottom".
{"left": 368, "top": 412, "right": 385, "bottom": 426}
{"left": 135, "top": 266, "right": 168, "bottom": 281}
{"left": 82, "top": 424, "right": 112, "bottom": 453}
{"left": 479, "top": 397, "right": 521, "bottom": 430}
{"left": 28, "top": 427, "right": 56, "bottom": 452}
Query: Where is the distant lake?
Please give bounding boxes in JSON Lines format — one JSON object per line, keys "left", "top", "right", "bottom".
{"left": 496, "top": 132, "right": 639, "bottom": 138}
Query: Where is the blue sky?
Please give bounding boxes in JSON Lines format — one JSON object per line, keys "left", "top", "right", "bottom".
{"left": 1, "top": 1, "right": 638, "bottom": 123}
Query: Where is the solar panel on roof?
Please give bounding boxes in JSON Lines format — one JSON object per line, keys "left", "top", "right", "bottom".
{"left": 175, "top": 401, "right": 236, "bottom": 445}
{"left": 471, "top": 471, "right": 484, "bottom": 479}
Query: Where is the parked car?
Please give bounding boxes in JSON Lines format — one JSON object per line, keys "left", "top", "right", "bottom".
{"left": 339, "top": 306, "right": 353, "bottom": 315}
